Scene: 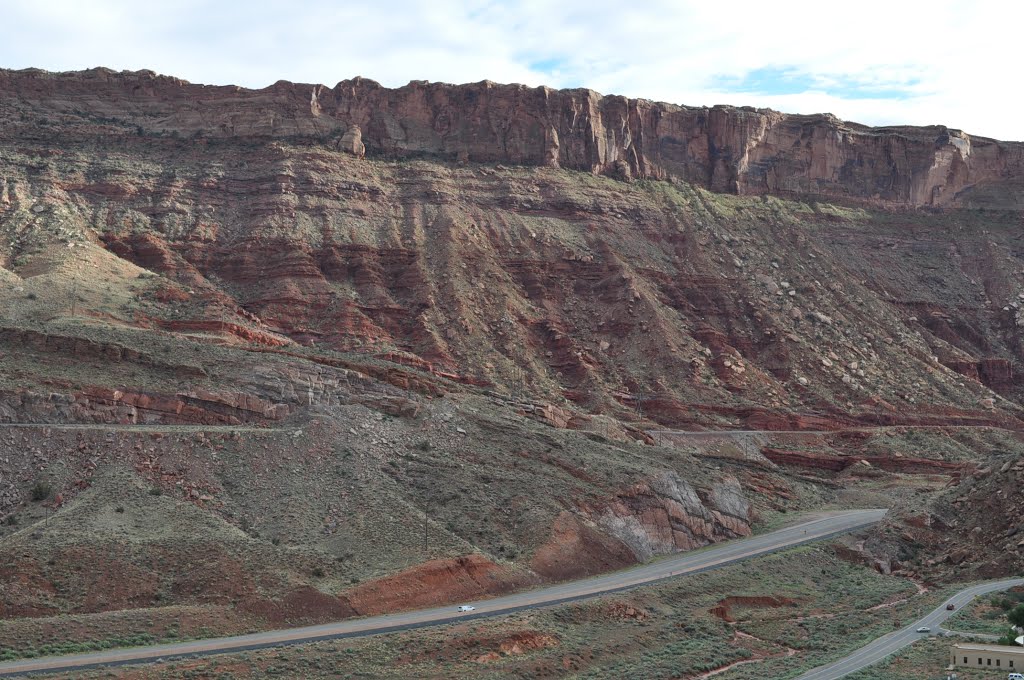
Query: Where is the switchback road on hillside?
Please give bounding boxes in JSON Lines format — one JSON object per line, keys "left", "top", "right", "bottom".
{"left": 647, "top": 425, "right": 1021, "bottom": 439}
{"left": 0, "top": 509, "right": 887, "bottom": 678}
{"left": 0, "top": 422, "right": 276, "bottom": 433}
{"left": 796, "top": 576, "right": 1024, "bottom": 680}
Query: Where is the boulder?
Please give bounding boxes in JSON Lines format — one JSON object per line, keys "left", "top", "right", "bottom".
{"left": 337, "top": 125, "right": 366, "bottom": 158}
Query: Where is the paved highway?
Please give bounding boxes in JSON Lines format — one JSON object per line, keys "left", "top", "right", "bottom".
{"left": 796, "top": 576, "right": 1024, "bottom": 680}
{"left": 648, "top": 429, "right": 823, "bottom": 436}
{"left": 0, "top": 509, "right": 886, "bottom": 678}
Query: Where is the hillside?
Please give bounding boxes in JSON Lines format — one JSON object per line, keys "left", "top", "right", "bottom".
{"left": 1, "top": 68, "right": 1023, "bottom": 665}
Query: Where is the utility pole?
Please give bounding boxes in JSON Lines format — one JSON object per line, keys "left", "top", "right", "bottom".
{"left": 512, "top": 511, "right": 519, "bottom": 557}
{"left": 70, "top": 270, "right": 78, "bottom": 317}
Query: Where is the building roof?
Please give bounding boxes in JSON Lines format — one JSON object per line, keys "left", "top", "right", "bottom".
{"left": 952, "top": 643, "right": 1024, "bottom": 654}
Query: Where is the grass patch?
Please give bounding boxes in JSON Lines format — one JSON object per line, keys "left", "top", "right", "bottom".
{"left": 947, "top": 588, "right": 1024, "bottom": 635}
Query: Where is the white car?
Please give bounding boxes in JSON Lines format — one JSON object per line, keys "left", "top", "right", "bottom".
{"left": 457, "top": 605, "right": 476, "bottom": 612}
{"left": 915, "top": 626, "right": 931, "bottom": 633}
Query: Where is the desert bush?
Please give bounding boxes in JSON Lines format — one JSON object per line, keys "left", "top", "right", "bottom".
{"left": 30, "top": 481, "right": 51, "bottom": 502}
{"left": 997, "top": 626, "right": 1021, "bottom": 646}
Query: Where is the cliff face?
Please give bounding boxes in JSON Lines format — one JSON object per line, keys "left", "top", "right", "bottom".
{"left": 3, "top": 67, "right": 1024, "bottom": 208}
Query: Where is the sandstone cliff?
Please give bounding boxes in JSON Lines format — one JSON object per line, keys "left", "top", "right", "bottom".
{"left": 3, "top": 67, "right": 1023, "bottom": 208}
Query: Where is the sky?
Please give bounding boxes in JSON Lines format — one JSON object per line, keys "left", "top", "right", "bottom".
{"left": 2, "top": 0, "right": 1023, "bottom": 141}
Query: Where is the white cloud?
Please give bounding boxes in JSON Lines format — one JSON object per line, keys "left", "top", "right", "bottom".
{"left": 1, "top": 0, "right": 1022, "bottom": 139}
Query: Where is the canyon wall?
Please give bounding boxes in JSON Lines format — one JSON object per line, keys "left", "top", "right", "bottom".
{"left": 3, "top": 67, "right": 1024, "bottom": 208}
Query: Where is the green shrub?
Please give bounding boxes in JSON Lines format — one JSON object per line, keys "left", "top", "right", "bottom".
{"left": 997, "top": 627, "right": 1021, "bottom": 646}
{"left": 30, "top": 481, "right": 51, "bottom": 502}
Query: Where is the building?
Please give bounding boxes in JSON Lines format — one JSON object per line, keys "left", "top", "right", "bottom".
{"left": 950, "top": 642, "right": 1024, "bottom": 671}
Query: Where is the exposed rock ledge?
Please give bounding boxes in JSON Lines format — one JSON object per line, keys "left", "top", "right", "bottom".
{"left": 591, "top": 472, "right": 752, "bottom": 560}
{"left": 3, "top": 67, "right": 1023, "bottom": 208}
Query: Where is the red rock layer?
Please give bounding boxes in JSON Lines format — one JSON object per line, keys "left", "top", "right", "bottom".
{"left": 530, "top": 511, "right": 638, "bottom": 582}
{"left": 709, "top": 595, "right": 797, "bottom": 622}
{"left": 3, "top": 67, "right": 1024, "bottom": 208}
{"left": 761, "top": 448, "right": 969, "bottom": 476}
{"left": 340, "top": 554, "right": 536, "bottom": 615}
{"left": 0, "top": 387, "right": 289, "bottom": 426}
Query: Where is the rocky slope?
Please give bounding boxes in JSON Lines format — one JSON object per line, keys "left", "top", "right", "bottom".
{"left": 1, "top": 67, "right": 1024, "bottom": 639}
{"left": 857, "top": 447, "right": 1024, "bottom": 579}
{"left": 2, "top": 135, "right": 1023, "bottom": 429}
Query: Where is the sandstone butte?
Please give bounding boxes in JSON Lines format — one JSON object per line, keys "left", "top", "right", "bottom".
{"left": 2, "top": 66, "right": 1022, "bottom": 209}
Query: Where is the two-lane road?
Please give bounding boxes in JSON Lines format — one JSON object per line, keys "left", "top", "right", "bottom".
{"left": 796, "top": 577, "right": 1024, "bottom": 679}
{"left": 0, "top": 509, "right": 887, "bottom": 678}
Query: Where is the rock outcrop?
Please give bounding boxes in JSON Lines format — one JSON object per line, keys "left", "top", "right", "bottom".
{"left": 337, "top": 124, "right": 366, "bottom": 158}
{"left": 588, "top": 472, "right": 752, "bottom": 561}
{"left": 3, "top": 67, "right": 1024, "bottom": 208}
{"left": 528, "top": 471, "right": 754, "bottom": 582}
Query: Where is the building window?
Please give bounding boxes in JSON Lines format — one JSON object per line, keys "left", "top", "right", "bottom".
{"left": 964, "top": 656, "right": 968, "bottom": 664}
{"left": 979, "top": 658, "right": 983, "bottom": 664}
{"left": 997, "top": 659, "right": 1001, "bottom": 666}
{"left": 988, "top": 659, "right": 992, "bottom": 665}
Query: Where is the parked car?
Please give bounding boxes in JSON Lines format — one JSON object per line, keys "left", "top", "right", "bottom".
{"left": 916, "top": 626, "right": 931, "bottom": 633}
{"left": 946, "top": 603, "right": 955, "bottom": 610}
{"left": 457, "top": 605, "right": 476, "bottom": 612}
{"left": 1006, "top": 673, "right": 1024, "bottom": 680}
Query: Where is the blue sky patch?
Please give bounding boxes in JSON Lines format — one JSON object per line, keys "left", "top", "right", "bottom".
{"left": 528, "top": 57, "right": 566, "bottom": 74}
{"left": 711, "top": 67, "right": 919, "bottom": 100}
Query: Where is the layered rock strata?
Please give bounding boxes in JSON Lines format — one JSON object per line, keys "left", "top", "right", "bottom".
{"left": 3, "top": 67, "right": 1023, "bottom": 207}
